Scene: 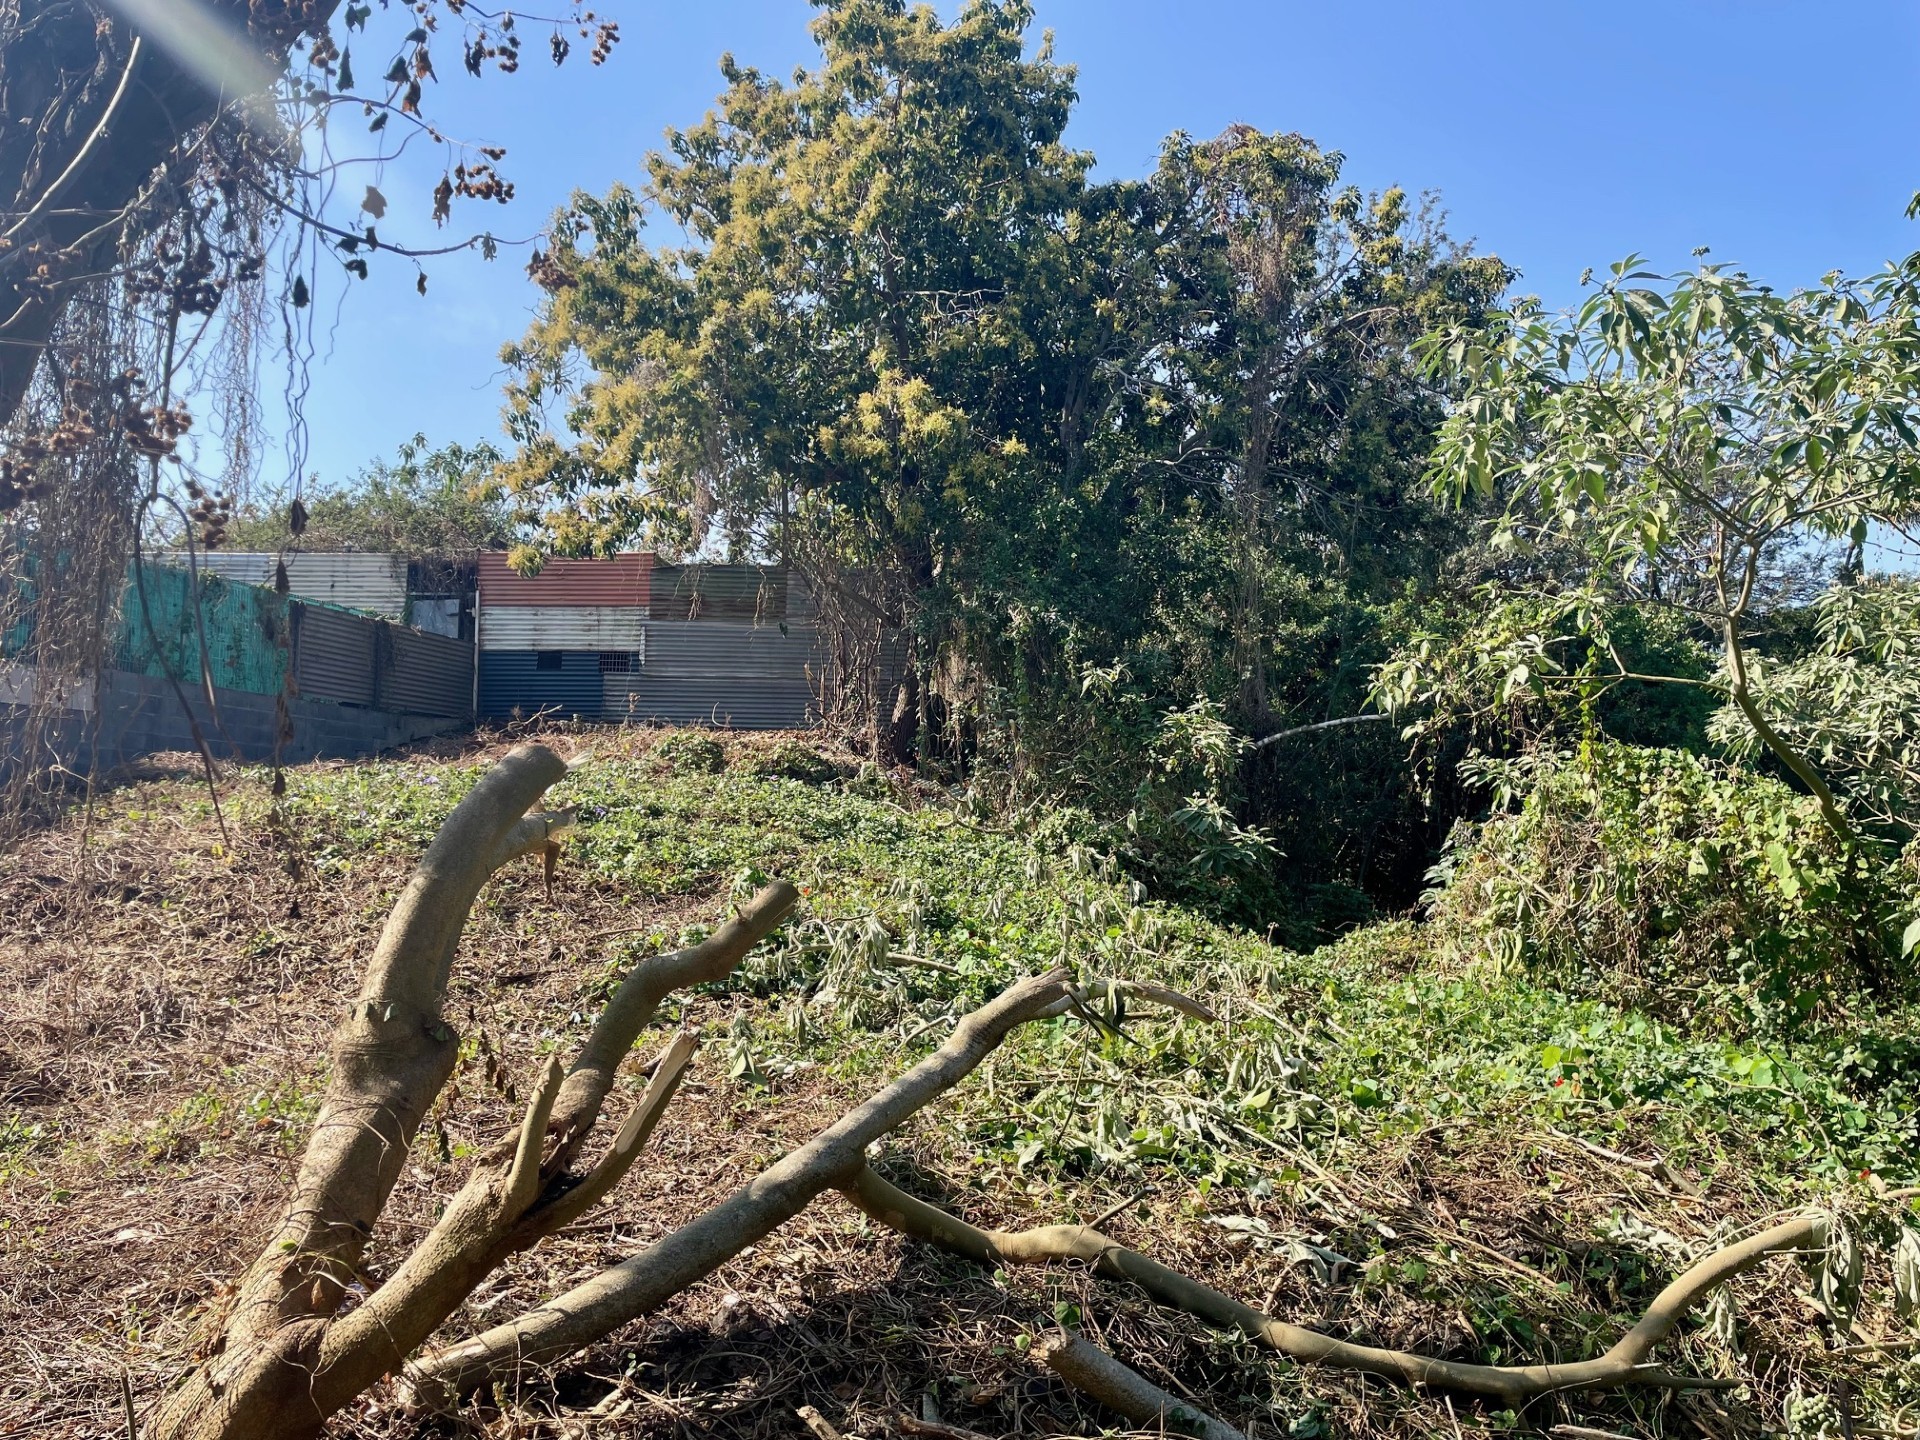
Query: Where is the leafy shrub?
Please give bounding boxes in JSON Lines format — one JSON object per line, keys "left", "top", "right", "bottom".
{"left": 741, "top": 738, "right": 841, "bottom": 784}
{"left": 1112, "top": 697, "right": 1283, "bottom": 927}
{"left": 1710, "top": 579, "right": 1920, "bottom": 836}
{"left": 650, "top": 731, "right": 727, "bottom": 775}
{"left": 1431, "top": 742, "right": 1897, "bottom": 1024}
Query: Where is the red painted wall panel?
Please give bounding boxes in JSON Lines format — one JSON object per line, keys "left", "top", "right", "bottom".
{"left": 477, "top": 552, "right": 653, "bottom": 608}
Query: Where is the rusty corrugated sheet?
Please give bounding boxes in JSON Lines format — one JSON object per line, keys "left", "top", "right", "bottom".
{"left": 478, "top": 552, "right": 652, "bottom": 608}
{"left": 382, "top": 626, "right": 474, "bottom": 718}
{"left": 293, "top": 604, "right": 374, "bottom": 706}
{"left": 161, "top": 551, "right": 407, "bottom": 617}
{"left": 649, "top": 564, "right": 787, "bottom": 621}
{"left": 479, "top": 606, "right": 649, "bottom": 652}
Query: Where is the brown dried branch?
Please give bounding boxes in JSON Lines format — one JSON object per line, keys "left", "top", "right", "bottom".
{"left": 1037, "top": 1332, "right": 1249, "bottom": 1440}
{"left": 150, "top": 741, "right": 570, "bottom": 1440}
{"left": 843, "top": 1165, "right": 1880, "bottom": 1408}
{"left": 306, "top": 894, "right": 794, "bottom": 1411}
{"left": 404, "top": 967, "right": 1075, "bottom": 1404}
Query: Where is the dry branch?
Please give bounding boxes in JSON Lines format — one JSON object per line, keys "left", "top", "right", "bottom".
{"left": 1038, "top": 1332, "right": 1248, "bottom": 1440}
{"left": 152, "top": 743, "right": 572, "bottom": 1440}
{"left": 404, "top": 967, "right": 1076, "bottom": 1404}
{"left": 307, "top": 890, "right": 796, "bottom": 1409}
{"left": 546, "top": 881, "right": 800, "bottom": 1173}
{"left": 151, "top": 752, "right": 797, "bottom": 1440}
{"left": 844, "top": 1165, "right": 1868, "bottom": 1407}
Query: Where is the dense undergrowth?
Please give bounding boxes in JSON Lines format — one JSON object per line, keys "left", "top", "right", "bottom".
{"left": 7, "top": 729, "right": 1920, "bottom": 1438}
{"left": 292, "top": 734, "right": 1920, "bottom": 1431}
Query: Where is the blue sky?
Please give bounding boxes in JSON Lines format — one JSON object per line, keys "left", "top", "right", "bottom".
{"left": 280, "top": 0, "right": 1920, "bottom": 492}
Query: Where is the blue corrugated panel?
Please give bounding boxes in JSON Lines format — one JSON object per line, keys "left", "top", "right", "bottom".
{"left": 479, "top": 651, "right": 605, "bottom": 720}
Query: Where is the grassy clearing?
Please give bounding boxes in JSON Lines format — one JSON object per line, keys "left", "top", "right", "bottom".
{"left": 3, "top": 728, "right": 1918, "bottom": 1438}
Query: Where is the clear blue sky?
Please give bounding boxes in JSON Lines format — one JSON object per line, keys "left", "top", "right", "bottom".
{"left": 281, "top": 0, "right": 1920, "bottom": 492}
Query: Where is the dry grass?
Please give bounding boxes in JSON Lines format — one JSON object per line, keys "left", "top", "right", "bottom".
{"left": 0, "top": 730, "right": 1903, "bottom": 1440}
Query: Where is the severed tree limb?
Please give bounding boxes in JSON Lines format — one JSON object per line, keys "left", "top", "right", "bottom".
{"left": 545, "top": 882, "right": 800, "bottom": 1174}
{"left": 304, "top": 1036, "right": 700, "bottom": 1410}
{"left": 1081, "top": 979, "right": 1220, "bottom": 1024}
{"left": 493, "top": 807, "right": 579, "bottom": 871}
{"left": 151, "top": 744, "right": 573, "bottom": 1440}
{"left": 535, "top": 1029, "right": 700, "bottom": 1230}
{"left": 307, "top": 892, "right": 796, "bottom": 1409}
{"left": 845, "top": 1165, "right": 1880, "bottom": 1408}
{"left": 403, "top": 967, "right": 1076, "bottom": 1405}
{"left": 1038, "top": 1332, "right": 1249, "bottom": 1440}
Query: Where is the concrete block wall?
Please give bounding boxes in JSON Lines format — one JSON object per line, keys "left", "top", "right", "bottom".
{"left": 4, "top": 668, "right": 465, "bottom": 777}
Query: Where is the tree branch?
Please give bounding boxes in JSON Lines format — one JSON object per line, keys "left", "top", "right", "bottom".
{"left": 844, "top": 1165, "right": 1871, "bottom": 1408}
{"left": 405, "top": 968, "right": 1074, "bottom": 1404}
{"left": 1038, "top": 1333, "right": 1248, "bottom": 1440}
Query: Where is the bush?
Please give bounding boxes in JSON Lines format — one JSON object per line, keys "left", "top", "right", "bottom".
{"left": 1430, "top": 742, "right": 1898, "bottom": 1026}
{"left": 741, "top": 738, "right": 841, "bottom": 784}
{"left": 650, "top": 731, "right": 727, "bottom": 775}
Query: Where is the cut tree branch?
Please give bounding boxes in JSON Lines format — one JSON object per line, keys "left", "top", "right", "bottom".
{"left": 844, "top": 1165, "right": 1875, "bottom": 1408}
{"left": 404, "top": 967, "right": 1075, "bottom": 1404}
{"left": 149, "top": 742, "right": 568, "bottom": 1440}
{"left": 1038, "top": 1332, "right": 1249, "bottom": 1440}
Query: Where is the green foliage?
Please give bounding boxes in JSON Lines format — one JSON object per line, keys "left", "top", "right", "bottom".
{"left": 269, "top": 742, "right": 1920, "bottom": 1194}
{"left": 225, "top": 433, "right": 513, "bottom": 580}
{"left": 1401, "top": 253, "right": 1920, "bottom": 847}
{"left": 651, "top": 731, "right": 727, "bottom": 776}
{"left": 1710, "top": 578, "right": 1920, "bottom": 835}
{"left": 1431, "top": 742, "right": 1897, "bottom": 1021}
{"left": 482, "top": 1, "right": 1507, "bottom": 930}
{"left": 740, "top": 738, "right": 842, "bottom": 785}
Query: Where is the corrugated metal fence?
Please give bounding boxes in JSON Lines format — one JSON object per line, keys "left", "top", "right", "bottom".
{"left": 157, "top": 551, "right": 409, "bottom": 617}
{"left": 119, "top": 564, "right": 472, "bottom": 719}
{"left": 477, "top": 556, "right": 821, "bottom": 727}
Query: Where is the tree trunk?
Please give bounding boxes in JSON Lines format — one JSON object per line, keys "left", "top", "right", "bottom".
{"left": 150, "top": 744, "right": 572, "bottom": 1440}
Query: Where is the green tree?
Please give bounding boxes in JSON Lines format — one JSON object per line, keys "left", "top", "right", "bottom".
{"left": 497, "top": 0, "right": 1111, "bottom": 756}
{"left": 1384, "top": 253, "right": 1920, "bottom": 847}
{"left": 226, "top": 434, "right": 512, "bottom": 586}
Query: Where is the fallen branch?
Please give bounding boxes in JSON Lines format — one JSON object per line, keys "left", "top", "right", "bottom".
{"left": 896, "top": 1414, "right": 997, "bottom": 1440}
{"left": 1038, "top": 1332, "right": 1248, "bottom": 1440}
{"left": 1082, "top": 978, "right": 1220, "bottom": 1025}
{"left": 405, "top": 968, "right": 1075, "bottom": 1403}
{"left": 844, "top": 1164, "right": 1875, "bottom": 1407}
{"left": 153, "top": 743, "right": 573, "bottom": 1440}
{"left": 308, "top": 888, "right": 793, "bottom": 1408}
{"left": 150, "top": 751, "right": 797, "bottom": 1440}
{"left": 546, "top": 882, "right": 800, "bottom": 1173}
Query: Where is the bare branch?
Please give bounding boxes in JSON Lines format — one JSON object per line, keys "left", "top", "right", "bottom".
{"left": 844, "top": 1164, "right": 1868, "bottom": 1407}
{"left": 406, "top": 968, "right": 1074, "bottom": 1403}
{"left": 1038, "top": 1332, "right": 1248, "bottom": 1440}
{"left": 545, "top": 881, "right": 798, "bottom": 1172}
{"left": 506, "top": 1058, "right": 565, "bottom": 1212}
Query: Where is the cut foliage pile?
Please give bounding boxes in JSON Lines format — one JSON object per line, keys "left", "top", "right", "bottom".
{"left": 2, "top": 727, "right": 1917, "bottom": 1439}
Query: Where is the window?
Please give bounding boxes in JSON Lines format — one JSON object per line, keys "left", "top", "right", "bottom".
{"left": 535, "top": 651, "right": 563, "bottom": 672}
{"left": 598, "top": 651, "right": 639, "bottom": 674}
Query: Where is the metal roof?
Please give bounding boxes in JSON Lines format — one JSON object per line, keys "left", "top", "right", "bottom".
{"left": 157, "top": 551, "right": 408, "bottom": 617}
{"left": 478, "top": 552, "right": 652, "bottom": 608}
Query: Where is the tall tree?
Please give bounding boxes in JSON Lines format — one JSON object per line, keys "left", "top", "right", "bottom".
{"left": 498, "top": 0, "right": 1131, "bottom": 756}
{"left": 1385, "top": 255, "right": 1920, "bottom": 848}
